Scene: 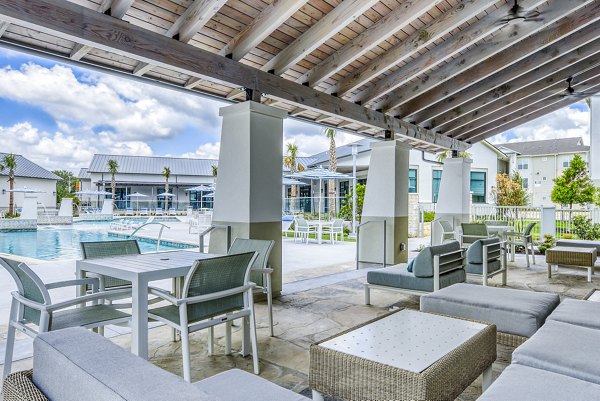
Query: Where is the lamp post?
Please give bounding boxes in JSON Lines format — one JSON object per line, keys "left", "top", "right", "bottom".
{"left": 350, "top": 144, "right": 358, "bottom": 237}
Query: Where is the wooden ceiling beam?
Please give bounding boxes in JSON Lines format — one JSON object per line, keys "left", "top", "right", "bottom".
{"left": 299, "top": 0, "right": 442, "bottom": 88}
{"left": 335, "top": 0, "right": 499, "bottom": 99}
{"left": 414, "top": 22, "right": 600, "bottom": 128}
{"left": 0, "top": 20, "right": 10, "bottom": 37}
{"left": 0, "top": 0, "right": 467, "bottom": 151}
{"left": 460, "top": 74, "right": 600, "bottom": 142}
{"left": 441, "top": 43, "right": 600, "bottom": 134}
{"left": 385, "top": 0, "right": 598, "bottom": 116}
{"left": 261, "top": 0, "right": 380, "bottom": 76}
{"left": 452, "top": 65, "right": 600, "bottom": 139}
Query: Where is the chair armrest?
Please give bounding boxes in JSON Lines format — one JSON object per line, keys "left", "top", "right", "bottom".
{"left": 45, "top": 277, "right": 100, "bottom": 291}
{"left": 180, "top": 284, "right": 256, "bottom": 306}
{"left": 11, "top": 291, "right": 46, "bottom": 311}
{"left": 45, "top": 288, "right": 132, "bottom": 312}
{"left": 148, "top": 287, "right": 179, "bottom": 305}
{"left": 251, "top": 267, "right": 273, "bottom": 274}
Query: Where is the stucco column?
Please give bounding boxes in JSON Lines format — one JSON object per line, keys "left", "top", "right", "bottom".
{"left": 431, "top": 157, "right": 472, "bottom": 245}
{"left": 359, "top": 141, "right": 410, "bottom": 265}
{"left": 590, "top": 96, "right": 600, "bottom": 185}
{"left": 209, "top": 101, "right": 287, "bottom": 295}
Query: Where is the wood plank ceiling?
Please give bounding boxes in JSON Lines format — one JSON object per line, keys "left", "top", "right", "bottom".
{"left": 0, "top": 0, "right": 599, "bottom": 152}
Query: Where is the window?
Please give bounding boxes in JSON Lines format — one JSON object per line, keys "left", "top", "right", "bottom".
{"left": 563, "top": 161, "right": 570, "bottom": 168}
{"left": 523, "top": 178, "right": 528, "bottom": 189}
{"left": 339, "top": 181, "right": 349, "bottom": 198}
{"left": 432, "top": 170, "right": 442, "bottom": 203}
{"left": 517, "top": 159, "right": 529, "bottom": 170}
{"left": 470, "top": 172, "right": 486, "bottom": 203}
{"left": 408, "top": 169, "right": 417, "bottom": 193}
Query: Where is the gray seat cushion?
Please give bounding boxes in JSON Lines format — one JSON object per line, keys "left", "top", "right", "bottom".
{"left": 546, "top": 298, "right": 600, "bottom": 330}
{"left": 467, "top": 238, "right": 501, "bottom": 265}
{"left": 33, "top": 328, "right": 219, "bottom": 401}
{"left": 420, "top": 283, "right": 559, "bottom": 337}
{"left": 556, "top": 239, "right": 600, "bottom": 253}
{"left": 512, "top": 320, "right": 600, "bottom": 385}
{"left": 413, "top": 240, "right": 462, "bottom": 278}
{"left": 466, "top": 260, "right": 501, "bottom": 275}
{"left": 367, "top": 265, "right": 465, "bottom": 292}
{"left": 195, "top": 369, "right": 309, "bottom": 401}
{"left": 478, "top": 364, "right": 600, "bottom": 401}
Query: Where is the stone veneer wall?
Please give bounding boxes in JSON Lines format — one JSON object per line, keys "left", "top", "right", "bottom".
{"left": 408, "top": 193, "right": 419, "bottom": 237}
{"left": 77, "top": 214, "right": 113, "bottom": 221}
{"left": 38, "top": 216, "right": 73, "bottom": 225}
{"left": 0, "top": 219, "right": 37, "bottom": 230}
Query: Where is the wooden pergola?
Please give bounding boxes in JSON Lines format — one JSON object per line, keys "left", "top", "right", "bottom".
{"left": 0, "top": 0, "right": 599, "bottom": 152}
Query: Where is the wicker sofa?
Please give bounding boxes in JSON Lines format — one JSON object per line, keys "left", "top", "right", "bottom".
{"left": 1, "top": 327, "right": 309, "bottom": 401}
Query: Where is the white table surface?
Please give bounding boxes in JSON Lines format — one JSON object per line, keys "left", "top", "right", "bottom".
{"left": 320, "top": 309, "right": 487, "bottom": 373}
{"left": 486, "top": 226, "right": 513, "bottom": 237}
{"left": 76, "top": 250, "right": 220, "bottom": 359}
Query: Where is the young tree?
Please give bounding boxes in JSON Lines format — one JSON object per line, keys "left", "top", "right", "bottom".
{"left": 551, "top": 154, "right": 595, "bottom": 209}
{"left": 324, "top": 127, "right": 337, "bottom": 218}
{"left": 53, "top": 170, "right": 77, "bottom": 203}
{"left": 0, "top": 153, "right": 17, "bottom": 215}
{"left": 492, "top": 172, "right": 529, "bottom": 206}
{"left": 339, "top": 183, "right": 366, "bottom": 223}
{"left": 107, "top": 159, "right": 119, "bottom": 200}
{"left": 163, "top": 166, "right": 171, "bottom": 210}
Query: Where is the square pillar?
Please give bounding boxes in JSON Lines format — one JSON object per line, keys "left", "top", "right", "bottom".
{"left": 590, "top": 96, "right": 600, "bottom": 185}
{"left": 431, "top": 157, "right": 472, "bottom": 245}
{"left": 359, "top": 141, "right": 410, "bottom": 265}
{"left": 209, "top": 101, "right": 287, "bottom": 295}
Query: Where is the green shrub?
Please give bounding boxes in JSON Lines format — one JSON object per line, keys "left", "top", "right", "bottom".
{"left": 572, "top": 216, "right": 600, "bottom": 240}
{"left": 538, "top": 235, "right": 556, "bottom": 255}
{"left": 561, "top": 233, "right": 573, "bottom": 239}
{"left": 422, "top": 211, "right": 435, "bottom": 223}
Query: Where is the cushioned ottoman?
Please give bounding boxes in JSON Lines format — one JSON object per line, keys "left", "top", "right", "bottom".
{"left": 478, "top": 364, "right": 600, "bottom": 401}
{"left": 512, "top": 320, "right": 600, "bottom": 385}
{"left": 546, "top": 298, "right": 600, "bottom": 330}
{"left": 420, "top": 283, "right": 560, "bottom": 345}
{"left": 556, "top": 239, "right": 600, "bottom": 253}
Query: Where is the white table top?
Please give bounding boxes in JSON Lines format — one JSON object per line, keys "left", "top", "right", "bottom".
{"left": 319, "top": 309, "right": 487, "bottom": 373}
{"left": 308, "top": 220, "right": 333, "bottom": 226}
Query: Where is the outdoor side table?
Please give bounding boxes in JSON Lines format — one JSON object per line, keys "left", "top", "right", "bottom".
{"left": 309, "top": 309, "right": 496, "bottom": 401}
{"left": 546, "top": 246, "right": 597, "bottom": 283}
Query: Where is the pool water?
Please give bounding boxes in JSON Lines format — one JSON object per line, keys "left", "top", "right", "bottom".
{"left": 0, "top": 222, "right": 190, "bottom": 260}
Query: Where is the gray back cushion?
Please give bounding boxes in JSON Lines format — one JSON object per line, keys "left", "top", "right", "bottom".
{"left": 413, "top": 240, "right": 462, "bottom": 278}
{"left": 467, "top": 237, "right": 500, "bottom": 264}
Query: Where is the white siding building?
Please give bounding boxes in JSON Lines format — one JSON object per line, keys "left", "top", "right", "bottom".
{"left": 0, "top": 153, "right": 59, "bottom": 211}
{"left": 497, "top": 138, "right": 590, "bottom": 206}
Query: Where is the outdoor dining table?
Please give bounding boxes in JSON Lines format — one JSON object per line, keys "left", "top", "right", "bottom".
{"left": 76, "top": 250, "right": 220, "bottom": 359}
{"left": 487, "top": 225, "right": 513, "bottom": 238}
{"left": 308, "top": 220, "right": 334, "bottom": 244}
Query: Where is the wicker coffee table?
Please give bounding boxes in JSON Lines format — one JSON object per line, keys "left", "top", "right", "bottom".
{"left": 546, "top": 246, "right": 597, "bottom": 283}
{"left": 309, "top": 309, "right": 497, "bottom": 401}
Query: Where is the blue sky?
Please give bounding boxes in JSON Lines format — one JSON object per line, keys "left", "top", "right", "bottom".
{"left": 0, "top": 47, "right": 591, "bottom": 172}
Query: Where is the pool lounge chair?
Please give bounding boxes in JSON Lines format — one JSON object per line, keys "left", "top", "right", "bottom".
{"left": 168, "top": 207, "right": 177, "bottom": 216}
{"left": 125, "top": 207, "right": 134, "bottom": 216}
{"left": 139, "top": 207, "right": 149, "bottom": 216}
{"left": 154, "top": 207, "right": 164, "bottom": 216}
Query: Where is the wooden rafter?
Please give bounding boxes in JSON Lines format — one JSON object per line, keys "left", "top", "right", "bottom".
{"left": 385, "top": 0, "right": 598, "bottom": 116}
{"left": 336, "top": 0, "right": 498, "bottom": 99}
{"left": 298, "top": 0, "right": 442, "bottom": 88}
{"left": 261, "top": 0, "right": 380, "bottom": 76}
{"left": 414, "top": 22, "right": 600, "bottom": 128}
{"left": 0, "top": 20, "right": 9, "bottom": 37}
{"left": 0, "top": 0, "right": 469, "bottom": 151}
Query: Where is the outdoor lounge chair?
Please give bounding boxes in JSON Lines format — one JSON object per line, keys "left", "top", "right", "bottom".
{"left": 466, "top": 237, "right": 507, "bottom": 286}
{"left": 154, "top": 207, "right": 164, "bottom": 216}
{"left": 139, "top": 207, "right": 149, "bottom": 216}
{"left": 506, "top": 222, "right": 536, "bottom": 267}
{"left": 460, "top": 223, "right": 491, "bottom": 247}
{"left": 168, "top": 207, "right": 177, "bottom": 216}
{"left": 125, "top": 207, "right": 134, "bottom": 216}
{"left": 364, "top": 240, "right": 466, "bottom": 304}
{"left": 148, "top": 252, "right": 259, "bottom": 382}
{"left": 0, "top": 257, "right": 131, "bottom": 379}
{"left": 228, "top": 238, "right": 275, "bottom": 336}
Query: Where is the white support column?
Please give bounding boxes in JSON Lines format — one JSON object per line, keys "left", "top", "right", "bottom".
{"left": 359, "top": 141, "right": 410, "bottom": 265}
{"left": 540, "top": 206, "right": 556, "bottom": 238}
{"left": 20, "top": 195, "right": 38, "bottom": 220}
{"left": 209, "top": 101, "right": 287, "bottom": 294}
{"left": 591, "top": 96, "right": 600, "bottom": 185}
{"left": 432, "top": 157, "right": 472, "bottom": 245}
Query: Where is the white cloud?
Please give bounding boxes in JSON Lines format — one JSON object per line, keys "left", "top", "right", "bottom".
{"left": 489, "top": 102, "right": 590, "bottom": 145}
{"left": 180, "top": 142, "right": 221, "bottom": 159}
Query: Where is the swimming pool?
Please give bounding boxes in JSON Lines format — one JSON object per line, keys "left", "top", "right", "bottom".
{"left": 0, "top": 222, "right": 192, "bottom": 260}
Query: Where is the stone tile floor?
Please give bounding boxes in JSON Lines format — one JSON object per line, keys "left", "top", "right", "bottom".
{"left": 2, "top": 252, "right": 598, "bottom": 400}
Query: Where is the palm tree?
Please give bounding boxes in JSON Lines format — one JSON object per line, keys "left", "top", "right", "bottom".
{"left": 284, "top": 143, "right": 304, "bottom": 212}
{"left": 0, "top": 154, "right": 17, "bottom": 215}
{"left": 107, "top": 159, "right": 119, "bottom": 200}
{"left": 211, "top": 165, "right": 218, "bottom": 179}
{"left": 163, "top": 166, "right": 171, "bottom": 210}
{"left": 324, "top": 128, "right": 337, "bottom": 218}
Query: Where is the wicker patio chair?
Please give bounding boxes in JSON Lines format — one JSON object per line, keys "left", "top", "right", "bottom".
{"left": 0, "top": 257, "right": 130, "bottom": 380}
{"left": 228, "top": 238, "right": 275, "bottom": 336}
{"left": 506, "top": 222, "right": 537, "bottom": 268}
{"left": 148, "top": 252, "right": 259, "bottom": 382}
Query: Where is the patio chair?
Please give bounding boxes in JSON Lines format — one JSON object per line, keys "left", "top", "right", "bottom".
{"left": 125, "top": 207, "right": 134, "bottom": 216}
{"left": 294, "top": 216, "right": 315, "bottom": 243}
{"left": 466, "top": 237, "right": 507, "bottom": 286}
{"left": 0, "top": 256, "right": 131, "bottom": 379}
{"left": 139, "top": 207, "right": 149, "bottom": 216}
{"left": 460, "top": 223, "right": 491, "bottom": 247}
{"left": 154, "top": 207, "right": 164, "bottom": 216}
{"left": 365, "top": 240, "right": 466, "bottom": 304}
{"left": 436, "top": 220, "right": 455, "bottom": 243}
{"left": 148, "top": 252, "right": 259, "bottom": 382}
{"left": 228, "top": 238, "right": 275, "bottom": 336}
{"left": 506, "top": 222, "right": 537, "bottom": 268}
{"left": 328, "top": 219, "right": 344, "bottom": 244}
{"left": 168, "top": 207, "right": 177, "bottom": 216}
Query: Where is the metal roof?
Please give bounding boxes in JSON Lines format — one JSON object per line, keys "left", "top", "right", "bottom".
{"left": 88, "top": 154, "right": 218, "bottom": 176}
{"left": 497, "top": 137, "right": 590, "bottom": 156}
{"left": 307, "top": 139, "right": 375, "bottom": 167}
{"left": 77, "top": 168, "right": 91, "bottom": 180}
{"left": 0, "top": 153, "right": 60, "bottom": 180}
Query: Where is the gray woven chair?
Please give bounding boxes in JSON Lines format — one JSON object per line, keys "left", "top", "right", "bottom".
{"left": 0, "top": 257, "right": 130, "bottom": 380}
{"left": 228, "top": 238, "right": 275, "bottom": 336}
{"left": 460, "top": 223, "right": 491, "bottom": 247}
{"left": 148, "top": 252, "right": 259, "bottom": 382}
{"left": 506, "top": 222, "right": 537, "bottom": 268}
